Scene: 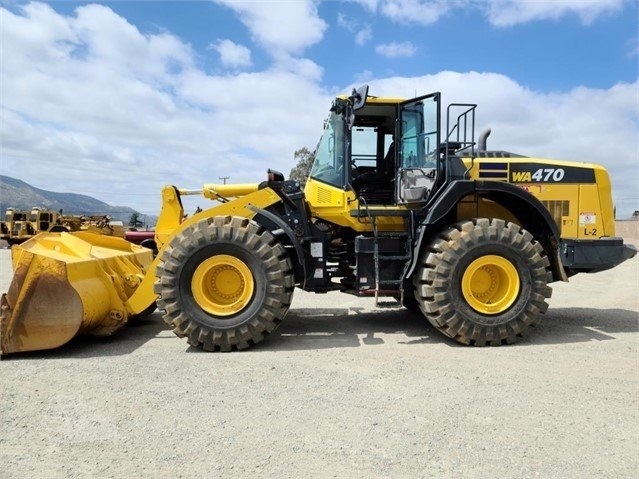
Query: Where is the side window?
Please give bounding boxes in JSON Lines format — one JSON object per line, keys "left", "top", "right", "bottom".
{"left": 399, "top": 96, "right": 439, "bottom": 169}
{"left": 351, "top": 126, "right": 378, "bottom": 169}
{"left": 352, "top": 127, "right": 394, "bottom": 175}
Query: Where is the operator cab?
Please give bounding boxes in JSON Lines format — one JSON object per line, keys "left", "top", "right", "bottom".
{"left": 308, "top": 86, "right": 445, "bottom": 206}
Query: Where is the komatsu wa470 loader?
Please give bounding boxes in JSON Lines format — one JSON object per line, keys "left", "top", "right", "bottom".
{"left": 1, "top": 86, "right": 635, "bottom": 355}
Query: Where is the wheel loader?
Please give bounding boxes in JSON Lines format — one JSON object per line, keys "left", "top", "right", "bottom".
{"left": 1, "top": 208, "right": 34, "bottom": 245}
{"left": 1, "top": 86, "right": 636, "bottom": 355}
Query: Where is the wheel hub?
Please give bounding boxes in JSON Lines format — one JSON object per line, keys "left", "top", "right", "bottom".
{"left": 461, "top": 255, "right": 520, "bottom": 315}
{"left": 191, "top": 255, "right": 254, "bottom": 316}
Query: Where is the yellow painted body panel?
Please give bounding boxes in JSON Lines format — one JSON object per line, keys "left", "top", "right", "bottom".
{"left": 304, "top": 177, "right": 408, "bottom": 232}
{"left": 463, "top": 157, "right": 616, "bottom": 239}
{"left": 456, "top": 196, "right": 520, "bottom": 225}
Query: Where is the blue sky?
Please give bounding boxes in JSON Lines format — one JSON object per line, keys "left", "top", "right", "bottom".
{"left": 45, "top": 0, "right": 637, "bottom": 91}
{"left": 1, "top": 0, "right": 637, "bottom": 216}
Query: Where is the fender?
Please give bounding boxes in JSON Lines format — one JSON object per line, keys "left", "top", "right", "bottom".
{"left": 247, "top": 204, "right": 307, "bottom": 288}
{"left": 405, "top": 180, "right": 565, "bottom": 281}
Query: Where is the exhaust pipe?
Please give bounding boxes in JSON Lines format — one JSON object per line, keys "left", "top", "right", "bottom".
{"left": 478, "top": 128, "right": 491, "bottom": 151}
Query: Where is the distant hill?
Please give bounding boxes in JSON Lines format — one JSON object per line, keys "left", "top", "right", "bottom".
{"left": 0, "top": 175, "right": 151, "bottom": 225}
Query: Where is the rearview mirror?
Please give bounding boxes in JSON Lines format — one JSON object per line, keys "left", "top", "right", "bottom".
{"left": 350, "top": 85, "right": 369, "bottom": 111}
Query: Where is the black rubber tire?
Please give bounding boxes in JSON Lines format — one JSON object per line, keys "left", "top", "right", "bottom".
{"left": 413, "top": 218, "right": 552, "bottom": 346}
{"left": 154, "top": 216, "right": 294, "bottom": 351}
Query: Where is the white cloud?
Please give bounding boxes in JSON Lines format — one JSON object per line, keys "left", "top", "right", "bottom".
{"left": 0, "top": 2, "right": 331, "bottom": 213}
{"left": 380, "top": 0, "right": 451, "bottom": 25}
{"left": 355, "top": 26, "right": 373, "bottom": 45}
{"left": 375, "top": 41, "right": 417, "bottom": 58}
{"left": 210, "top": 39, "right": 252, "bottom": 69}
{"left": 337, "top": 12, "right": 353, "bottom": 29}
{"left": 213, "top": 0, "right": 327, "bottom": 56}
{"left": 354, "top": 69, "right": 376, "bottom": 83}
{"left": 348, "top": 0, "right": 381, "bottom": 11}
{"left": 364, "top": 0, "right": 626, "bottom": 27}
{"left": 484, "top": 0, "right": 626, "bottom": 27}
{"left": 274, "top": 55, "right": 325, "bottom": 81}
{"left": 337, "top": 12, "right": 373, "bottom": 45}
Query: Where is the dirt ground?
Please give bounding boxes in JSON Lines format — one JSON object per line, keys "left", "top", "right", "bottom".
{"left": 0, "top": 235, "right": 637, "bottom": 478}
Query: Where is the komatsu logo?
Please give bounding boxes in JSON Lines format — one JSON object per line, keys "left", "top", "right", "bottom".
{"left": 509, "top": 163, "right": 595, "bottom": 184}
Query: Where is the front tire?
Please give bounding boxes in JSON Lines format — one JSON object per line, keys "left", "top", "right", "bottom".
{"left": 414, "top": 218, "right": 552, "bottom": 346}
{"left": 154, "top": 216, "right": 294, "bottom": 351}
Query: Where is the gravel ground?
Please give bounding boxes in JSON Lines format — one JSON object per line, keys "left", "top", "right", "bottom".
{"left": 0, "top": 241, "right": 637, "bottom": 479}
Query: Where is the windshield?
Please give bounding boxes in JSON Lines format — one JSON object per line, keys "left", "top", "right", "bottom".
{"left": 309, "top": 111, "right": 346, "bottom": 188}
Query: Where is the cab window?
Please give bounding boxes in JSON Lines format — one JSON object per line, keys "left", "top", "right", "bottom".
{"left": 309, "top": 112, "right": 346, "bottom": 188}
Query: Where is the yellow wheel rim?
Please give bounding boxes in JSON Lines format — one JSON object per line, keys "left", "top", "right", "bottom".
{"left": 191, "top": 255, "right": 254, "bottom": 316}
{"left": 461, "top": 255, "right": 520, "bottom": 315}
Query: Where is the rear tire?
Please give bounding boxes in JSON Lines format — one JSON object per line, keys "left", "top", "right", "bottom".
{"left": 154, "top": 216, "right": 294, "bottom": 351}
{"left": 414, "top": 218, "right": 552, "bottom": 346}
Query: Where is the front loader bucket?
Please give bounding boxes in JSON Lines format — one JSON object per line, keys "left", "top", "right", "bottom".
{"left": 1, "top": 232, "right": 154, "bottom": 355}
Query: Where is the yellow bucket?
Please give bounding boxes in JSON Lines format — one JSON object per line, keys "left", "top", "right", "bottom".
{"left": 1, "top": 232, "right": 154, "bottom": 355}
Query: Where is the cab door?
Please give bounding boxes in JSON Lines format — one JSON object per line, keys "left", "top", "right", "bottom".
{"left": 396, "top": 93, "right": 441, "bottom": 205}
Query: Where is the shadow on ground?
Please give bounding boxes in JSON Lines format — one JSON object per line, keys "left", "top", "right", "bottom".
{"left": 3, "top": 306, "right": 637, "bottom": 360}
{"left": 257, "top": 306, "right": 638, "bottom": 351}
{"left": 1, "top": 311, "right": 171, "bottom": 361}
{"left": 254, "top": 307, "right": 440, "bottom": 352}
{"left": 525, "top": 307, "right": 639, "bottom": 345}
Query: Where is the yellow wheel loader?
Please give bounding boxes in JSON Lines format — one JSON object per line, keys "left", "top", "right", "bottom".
{"left": 1, "top": 86, "right": 636, "bottom": 354}
{"left": 1, "top": 208, "right": 34, "bottom": 245}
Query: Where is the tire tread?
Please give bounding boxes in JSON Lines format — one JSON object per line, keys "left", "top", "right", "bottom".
{"left": 153, "top": 216, "right": 294, "bottom": 351}
{"left": 414, "top": 218, "right": 552, "bottom": 346}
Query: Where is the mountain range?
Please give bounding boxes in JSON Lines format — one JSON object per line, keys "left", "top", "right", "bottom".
{"left": 0, "top": 175, "right": 152, "bottom": 225}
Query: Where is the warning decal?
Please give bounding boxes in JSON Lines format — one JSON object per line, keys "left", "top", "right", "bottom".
{"left": 579, "top": 212, "right": 596, "bottom": 225}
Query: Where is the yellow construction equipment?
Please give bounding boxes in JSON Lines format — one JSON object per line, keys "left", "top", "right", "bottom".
{"left": 1, "top": 232, "right": 153, "bottom": 354}
{"left": 0, "top": 207, "right": 124, "bottom": 245}
{"left": 1, "top": 86, "right": 636, "bottom": 354}
{"left": 1, "top": 208, "right": 33, "bottom": 244}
